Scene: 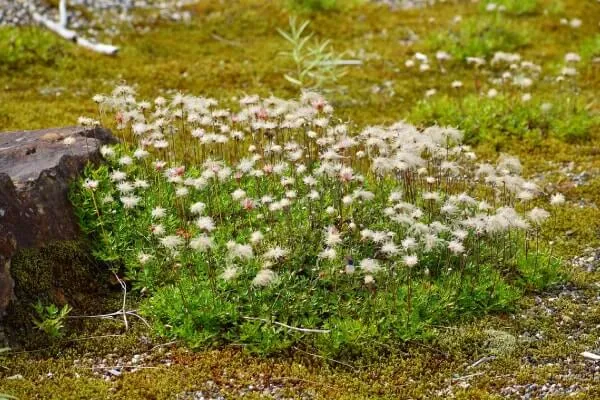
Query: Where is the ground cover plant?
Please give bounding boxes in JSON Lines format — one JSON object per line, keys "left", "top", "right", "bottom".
{"left": 70, "top": 86, "right": 563, "bottom": 356}
{"left": 2, "top": 0, "right": 600, "bottom": 398}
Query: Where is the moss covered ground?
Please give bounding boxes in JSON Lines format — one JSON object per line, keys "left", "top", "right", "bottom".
{"left": 1, "top": 0, "right": 600, "bottom": 398}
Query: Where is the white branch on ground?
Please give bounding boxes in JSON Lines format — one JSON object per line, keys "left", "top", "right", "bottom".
{"left": 59, "top": 0, "right": 68, "bottom": 28}
{"left": 31, "top": 1, "right": 119, "bottom": 56}
{"left": 242, "top": 316, "right": 331, "bottom": 334}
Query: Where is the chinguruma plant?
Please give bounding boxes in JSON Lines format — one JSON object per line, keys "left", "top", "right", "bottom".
{"left": 72, "top": 85, "right": 564, "bottom": 356}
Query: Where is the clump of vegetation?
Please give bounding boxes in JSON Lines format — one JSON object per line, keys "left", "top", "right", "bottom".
{"left": 285, "top": 0, "right": 364, "bottom": 12}
{"left": 33, "top": 302, "right": 72, "bottom": 339}
{"left": 0, "top": 27, "right": 65, "bottom": 71}
{"left": 70, "top": 86, "right": 564, "bottom": 356}
{"left": 480, "top": 0, "right": 540, "bottom": 16}
{"left": 426, "top": 17, "right": 532, "bottom": 61}
{"left": 409, "top": 94, "right": 597, "bottom": 143}
{"left": 580, "top": 34, "right": 600, "bottom": 62}
{"left": 278, "top": 17, "right": 351, "bottom": 88}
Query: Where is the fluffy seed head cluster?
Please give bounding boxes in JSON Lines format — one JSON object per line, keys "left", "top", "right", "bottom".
{"left": 83, "top": 88, "right": 558, "bottom": 294}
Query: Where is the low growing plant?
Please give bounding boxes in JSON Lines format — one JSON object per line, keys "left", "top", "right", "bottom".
{"left": 72, "top": 86, "right": 565, "bottom": 356}
{"left": 33, "top": 302, "right": 72, "bottom": 339}
{"left": 409, "top": 93, "right": 596, "bottom": 143}
{"left": 277, "top": 17, "right": 350, "bottom": 88}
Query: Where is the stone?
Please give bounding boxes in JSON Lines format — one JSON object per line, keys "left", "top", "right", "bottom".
{"left": 0, "top": 126, "right": 116, "bottom": 317}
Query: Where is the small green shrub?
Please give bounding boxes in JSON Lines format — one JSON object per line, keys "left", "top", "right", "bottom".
{"left": 33, "top": 302, "right": 72, "bottom": 339}
{"left": 285, "top": 0, "right": 363, "bottom": 11}
{"left": 277, "top": 17, "right": 349, "bottom": 88}
{"left": 480, "top": 0, "right": 539, "bottom": 16}
{"left": 426, "top": 17, "right": 531, "bottom": 60}
{"left": 72, "top": 88, "right": 564, "bottom": 356}
{"left": 0, "top": 27, "right": 66, "bottom": 71}
{"left": 409, "top": 94, "right": 596, "bottom": 144}
{"left": 580, "top": 34, "right": 600, "bottom": 63}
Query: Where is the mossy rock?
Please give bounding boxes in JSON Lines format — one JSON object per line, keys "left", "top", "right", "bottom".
{"left": 3, "top": 240, "right": 113, "bottom": 346}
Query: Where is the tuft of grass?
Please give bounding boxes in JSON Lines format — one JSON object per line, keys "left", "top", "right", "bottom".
{"left": 426, "top": 16, "right": 532, "bottom": 60}
{"left": 480, "top": 0, "right": 540, "bottom": 16}
{"left": 285, "top": 0, "right": 364, "bottom": 12}
{"left": 408, "top": 94, "right": 598, "bottom": 144}
{"left": 0, "top": 27, "right": 67, "bottom": 71}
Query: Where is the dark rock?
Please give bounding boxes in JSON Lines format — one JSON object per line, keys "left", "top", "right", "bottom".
{"left": 0, "top": 126, "right": 116, "bottom": 316}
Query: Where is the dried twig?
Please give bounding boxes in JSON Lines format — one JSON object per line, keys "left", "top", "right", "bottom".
{"left": 242, "top": 317, "right": 330, "bottom": 334}
{"left": 467, "top": 355, "right": 496, "bottom": 370}
{"left": 150, "top": 340, "right": 179, "bottom": 351}
{"left": 67, "top": 273, "right": 150, "bottom": 330}
{"left": 114, "top": 272, "right": 129, "bottom": 330}
{"left": 210, "top": 33, "right": 242, "bottom": 47}
{"left": 31, "top": 1, "right": 119, "bottom": 55}
{"left": 452, "top": 372, "right": 485, "bottom": 381}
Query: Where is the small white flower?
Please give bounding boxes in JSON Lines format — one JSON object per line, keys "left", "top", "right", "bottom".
{"left": 401, "top": 237, "right": 417, "bottom": 251}
{"left": 119, "top": 156, "right": 133, "bottom": 166}
{"left": 550, "top": 193, "right": 565, "bottom": 206}
{"left": 252, "top": 269, "right": 277, "bottom": 287}
{"left": 227, "top": 241, "right": 253, "bottom": 260}
{"left": 160, "top": 235, "right": 183, "bottom": 250}
{"left": 359, "top": 258, "right": 380, "bottom": 273}
{"left": 403, "top": 255, "right": 418, "bottom": 267}
{"left": 117, "top": 181, "right": 134, "bottom": 193}
{"left": 138, "top": 252, "right": 153, "bottom": 265}
{"left": 100, "top": 145, "right": 115, "bottom": 158}
{"left": 381, "top": 241, "right": 399, "bottom": 256}
{"left": 263, "top": 246, "right": 288, "bottom": 261}
{"left": 528, "top": 207, "right": 550, "bottom": 225}
{"left": 448, "top": 240, "right": 465, "bottom": 255}
{"left": 133, "top": 148, "right": 150, "bottom": 159}
{"left": 83, "top": 179, "right": 99, "bottom": 190}
{"left": 190, "top": 202, "right": 206, "bottom": 215}
{"left": 133, "top": 179, "right": 149, "bottom": 189}
{"left": 152, "top": 207, "right": 166, "bottom": 219}
{"left": 565, "top": 52, "right": 581, "bottom": 63}
{"left": 152, "top": 224, "right": 165, "bottom": 236}
{"left": 189, "top": 234, "right": 214, "bottom": 251}
{"left": 110, "top": 170, "right": 127, "bottom": 182}
{"left": 319, "top": 248, "right": 337, "bottom": 260}
{"left": 175, "top": 187, "right": 189, "bottom": 197}
{"left": 232, "top": 188, "right": 247, "bottom": 201}
{"left": 221, "top": 266, "right": 238, "bottom": 281}
{"left": 121, "top": 195, "right": 140, "bottom": 209}
{"left": 196, "top": 216, "right": 216, "bottom": 232}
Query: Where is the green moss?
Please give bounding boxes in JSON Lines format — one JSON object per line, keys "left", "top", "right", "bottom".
{"left": 5, "top": 241, "right": 112, "bottom": 345}
{"left": 0, "top": 0, "right": 600, "bottom": 397}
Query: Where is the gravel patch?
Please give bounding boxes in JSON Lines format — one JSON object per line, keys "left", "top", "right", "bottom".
{"left": 0, "top": 0, "right": 194, "bottom": 33}
{"left": 572, "top": 247, "right": 600, "bottom": 272}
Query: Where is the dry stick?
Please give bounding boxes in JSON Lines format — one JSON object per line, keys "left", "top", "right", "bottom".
{"left": 242, "top": 317, "right": 330, "bottom": 334}
{"left": 210, "top": 33, "right": 243, "bottom": 47}
{"left": 150, "top": 340, "right": 179, "bottom": 351}
{"left": 114, "top": 272, "right": 129, "bottom": 330}
{"left": 467, "top": 355, "right": 496, "bottom": 370}
{"left": 67, "top": 273, "right": 151, "bottom": 330}
{"left": 452, "top": 372, "right": 485, "bottom": 382}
